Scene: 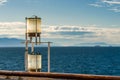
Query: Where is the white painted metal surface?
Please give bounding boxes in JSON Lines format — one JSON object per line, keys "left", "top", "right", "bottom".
{"left": 26, "top": 17, "right": 41, "bottom": 33}
{"left": 28, "top": 54, "right": 42, "bottom": 71}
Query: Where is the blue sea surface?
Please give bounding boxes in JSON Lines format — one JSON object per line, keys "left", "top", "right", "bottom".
{"left": 0, "top": 47, "right": 120, "bottom": 76}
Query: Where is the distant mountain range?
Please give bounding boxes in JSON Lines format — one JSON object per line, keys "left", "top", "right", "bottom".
{"left": 0, "top": 38, "right": 24, "bottom": 47}
{"left": 0, "top": 38, "right": 113, "bottom": 47}
{"left": 0, "top": 38, "right": 48, "bottom": 47}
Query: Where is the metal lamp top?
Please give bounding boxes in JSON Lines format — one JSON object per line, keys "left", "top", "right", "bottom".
{"left": 26, "top": 16, "right": 41, "bottom": 33}
{"left": 26, "top": 15, "right": 41, "bottom": 19}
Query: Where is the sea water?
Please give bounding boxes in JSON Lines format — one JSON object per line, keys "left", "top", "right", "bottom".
{"left": 0, "top": 47, "right": 120, "bottom": 76}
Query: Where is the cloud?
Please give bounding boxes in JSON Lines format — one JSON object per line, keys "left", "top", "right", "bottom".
{"left": 102, "top": 0, "right": 120, "bottom": 5}
{"left": 89, "top": 4, "right": 103, "bottom": 7}
{"left": 41, "top": 25, "right": 120, "bottom": 46}
{"left": 0, "top": 22, "right": 25, "bottom": 38}
{"left": 89, "top": 2, "right": 103, "bottom": 8}
{"left": 109, "top": 6, "right": 120, "bottom": 12}
{"left": 0, "top": 0, "right": 7, "bottom": 5}
{"left": 0, "top": 22, "right": 120, "bottom": 46}
{"left": 89, "top": 0, "right": 120, "bottom": 12}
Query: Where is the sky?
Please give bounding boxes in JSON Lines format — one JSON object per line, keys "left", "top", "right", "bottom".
{"left": 0, "top": 0, "right": 120, "bottom": 46}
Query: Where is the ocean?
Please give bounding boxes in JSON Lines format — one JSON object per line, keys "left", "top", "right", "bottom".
{"left": 0, "top": 47, "right": 120, "bottom": 76}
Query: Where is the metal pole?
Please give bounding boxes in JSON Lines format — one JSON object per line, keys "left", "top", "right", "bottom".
{"left": 48, "top": 42, "right": 50, "bottom": 72}
{"left": 25, "top": 17, "right": 28, "bottom": 72}
{"left": 25, "top": 50, "right": 28, "bottom": 72}
{"left": 31, "top": 42, "right": 34, "bottom": 54}
{"left": 39, "top": 34, "right": 41, "bottom": 45}
{"left": 36, "top": 53, "right": 38, "bottom": 72}
{"left": 35, "top": 16, "right": 37, "bottom": 45}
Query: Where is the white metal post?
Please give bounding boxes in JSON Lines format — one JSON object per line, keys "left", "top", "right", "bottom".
{"left": 31, "top": 42, "right": 34, "bottom": 54}
{"left": 25, "top": 50, "right": 28, "bottom": 72}
{"left": 48, "top": 42, "right": 50, "bottom": 72}
{"left": 25, "top": 34, "right": 29, "bottom": 72}
{"left": 25, "top": 18, "right": 28, "bottom": 72}
{"left": 36, "top": 53, "right": 38, "bottom": 72}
